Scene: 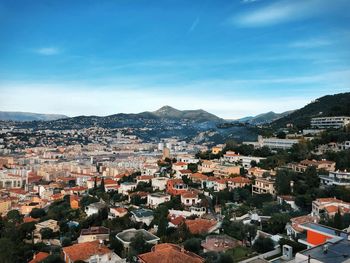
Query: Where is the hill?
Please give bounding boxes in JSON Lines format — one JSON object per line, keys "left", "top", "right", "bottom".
{"left": 0, "top": 111, "right": 68, "bottom": 122}
{"left": 237, "top": 110, "right": 293, "bottom": 125}
{"left": 272, "top": 92, "right": 350, "bottom": 129}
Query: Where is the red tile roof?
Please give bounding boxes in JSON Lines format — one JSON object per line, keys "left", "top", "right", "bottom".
{"left": 63, "top": 241, "right": 112, "bottom": 262}
{"left": 138, "top": 243, "right": 204, "bottom": 263}
{"left": 29, "top": 252, "right": 50, "bottom": 263}
{"left": 185, "top": 218, "right": 217, "bottom": 235}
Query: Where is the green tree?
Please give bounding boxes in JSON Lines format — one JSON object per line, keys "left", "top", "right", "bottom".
{"left": 253, "top": 236, "right": 274, "bottom": 253}
{"left": 7, "top": 210, "right": 22, "bottom": 224}
{"left": 184, "top": 238, "right": 201, "bottom": 254}
{"left": 30, "top": 208, "right": 46, "bottom": 219}
{"left": 0, "top": 238, "right": 16, "bottom": 263}
{"left": 40, "top": 228, "right": 54, "bottom": 240}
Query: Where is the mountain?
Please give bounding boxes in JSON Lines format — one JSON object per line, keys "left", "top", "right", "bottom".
{"left": 237, "top": 110, "right": 294, "bottom": 125}
{"left": 272, "top": 92, "right": 350, "bottom": 129}
{"left": 0, "top": 111, "right": 68, "bottom": 122}
{"left": 151, "top": 106, "right": 222, "bottom": 122}
{"left": 1, "top": 106, "right": 257, "bottom": 144}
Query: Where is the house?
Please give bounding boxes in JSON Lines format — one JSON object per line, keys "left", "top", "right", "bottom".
{"left": 200, "top": 160, "right": 217, "bottom": 173}
{"left": 277, "top": 195, "right": 299, "bottom": 210}
{"left": 213, "top": 165, "right": 241, "bottom": 178}
{"left": 118, "top": 182, "right": 137, "bottom": 195}
{"left": 286, "top": 215, "right": 318, "bottom": 240}
{"left": 311, "top": 198, "right": 350, "bottom": 218}
{"left": 103, "top": 179, "right": 119, "bottom": 192}
{"left": 212, "top": 145, "right": 224, "bottom": 154}
{"left": 252, "top": 178, "right": 276, "bottom": 195}
{"left": 181, "top": 191, "right": 199, "bottom": 206}
{"left": 185, "top": 218, "right": 219, "bottom": 235}
{"left": 141, "top": 165, "right": 158, "bottom": 176}
{"left": 0, "top": 199, "right": 12, "bottom": 215}
{"left": 296, "top": 223, "right": 348, "bottom": 248}
{"left": 151, "top": 177, "right": 168, "bottom": 191}
{"left": 172, "top": 162, "right": 188, "bottom": 172}
{"left": 147, "top": 192, "right": 171, "bottom": 208}
{"left": 295, "top": 238, "right": 350, "bottom": 263}
{"left": 166, "top": 179, "right": 188, "bottom": 195}
{"left": 247, "top": 167, "right": 269, "bottom": 178}
{"left": 85, "top": 202, "right": 106, "bottom": 217}
{"left": 29, "top": 252, "right": 50, "bottom": 263}
{"left": 138, "top": 243, "right": 204, "bottom": 263}
{"left": 116, "top": 228, "right": 159, "bottom": 253}
{"left": 62, "top": 241, "right": 124, "bottom": 263}
{"left": 78, "top": 226, "right": 110, "bottom": 243}
{"left": 226, "top": 176, "right": 251, "bottom": 189}
{"left": 319, "top": 170, "right": 350, "bottom": 186}
{"left": 70, "top": 195, "right": 80, "bottom": 210}
{"left": 131, "top": 208, "right": 154, "bottom": 226}
{"left": 136, "top": 175, "right": 153, "bottom": 185}
{"left": 108, "top": 207, "right": 128, "bottom": 219}
{"left": 34, "top": 219, "right": 60, "bottom": 243}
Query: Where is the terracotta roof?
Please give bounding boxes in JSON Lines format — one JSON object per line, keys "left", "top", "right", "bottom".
{"left": 325, "top": 205, "right": 338, "bottom": 214}
{"left": 227, "top": 176, "right": 251, "bottom": 184}
{"left": 70, "top": 186, "right": 87, "bottom": 192}
{"left": 111, "top": 207, "right": 128, "bottom": 214}
{"left": 29, "top": 252, "right": 50, "bottom": 263}
{"left": 170, "top": 216, "right": 185, "bottom": 226}
{"left": 185, "top": 218, "right": 217, "bottom": 234}
{"left": 181, "top": 191, "right": 198, "bottom": 199}
{"left": 291, "top": 215, "right": 318, "bottom": 233}
{"left": 23, "top": 217, "right": 39, "bottom": 223}
{"left": 63, "top": 241, "right": 112, "bottom": 262}
{"left": 104, "top": 179, "right": 118, "bottom": 185}
{"left": 173, "top": 162, "right": 188, "bottom": 166}
{"left": 138, "top": 243, "right": 204, "bottom": 263}
{"left": 137, "top": 175, "right": 154, "bottom": 180}
{"left": 179, "top": 169, "right": 192, "bottom": 174}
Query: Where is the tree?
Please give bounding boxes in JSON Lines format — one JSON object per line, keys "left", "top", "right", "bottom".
{"left": 30, "top": 208, "right": 46, "bottom": 219}
{"left": 218, "top": 253, "right": 233, "bottom": 263}
{"left": 253, "top": 236, "right": 274, "bottom": 253}
{"left": 94, "top": 176, "right": 97, "bottom": 189}
{"left": 265, "top": 213, "right": 291, "bottom": 234}
{"left": 184, "top": 238, "right": 201, "bottom": 254}
{"left": 109, "top": 235, "right": 124, "bottom": 256}
{"left": 7, "top": 210, "right": 22, "bottom": 224}
{"left": 333, "top": 210, "right": 343, "bottom": 230}
{"left": 40, "top": 228, "right": 54, "bottom": 240}
{"left": 129, "top": 232, "right": 151, "bottom": 256}
{"left": 0, "top": 238, "right": 16, "bottom": 263}
{"left": 274, "top": 169, "right": 293, "bottom": 195}
{"left": 100, "top": 177, "right": 105, "bottom": 192}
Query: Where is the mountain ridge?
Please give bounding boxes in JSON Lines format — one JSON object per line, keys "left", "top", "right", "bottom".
{"left": 0, "top": 111, "right": 68, "bottom": 122}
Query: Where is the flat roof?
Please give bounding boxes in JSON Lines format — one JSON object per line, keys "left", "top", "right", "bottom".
{"left": 300, "top": 239, "right": 350, "bottom": 263}
{"left": 116, "top": 228, "right": 159, "bottom": 243}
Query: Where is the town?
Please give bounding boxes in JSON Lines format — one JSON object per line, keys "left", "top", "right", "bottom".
{"left": 0, "top": 109, "right": 350, "bottom": 263}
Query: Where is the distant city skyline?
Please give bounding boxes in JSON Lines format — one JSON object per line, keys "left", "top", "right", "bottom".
{"left": 0, "top": 0, "right": 350, "bottom": 118}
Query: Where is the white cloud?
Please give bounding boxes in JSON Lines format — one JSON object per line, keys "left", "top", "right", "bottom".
{"left": 289, "top": 38, "right": 332, "bottom": 48}
{"left": 188, "top": 17, "right": 200, "bottom": 33}
{"left": 231, "top": 0, "right": 349, "bottom": 27}
{"left": 35, "top": 47, "right": 60, "bottom": 55}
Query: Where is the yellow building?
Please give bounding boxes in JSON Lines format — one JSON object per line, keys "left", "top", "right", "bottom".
{"left": 211, "top": 145, "right": 224, "bottom": 154}
{"left": 0, "top": 199, "right": 11, "bottom": 216}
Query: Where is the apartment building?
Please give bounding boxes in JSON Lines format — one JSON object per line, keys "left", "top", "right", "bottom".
{"left": 252, "top": 178, "right": 276, "bottom": 195}
{"left": 311, "top": 116, "right": 350, "bottom": 129}
{"left": 244, "top": 135, "right": 299, "bottom": 150}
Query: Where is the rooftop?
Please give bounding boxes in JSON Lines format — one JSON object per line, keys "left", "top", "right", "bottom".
{"left": 116, "top": 228, "right": 159, "bottom": 243}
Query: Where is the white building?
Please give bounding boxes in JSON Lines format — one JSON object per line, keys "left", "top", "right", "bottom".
{"left": 319, "top": 170, "right": 350, "bottom": 186}
{"left": 151, "top": 177, "right": 168, "bottom": 191}
{"left": 118, "top": 182, "right": 137, "bottom": 195}
{"left": 131, "top": 208, "right": 154, "bottom": 226}
{"left": 85, "top": 202, "right": 106, "bottom": 217}
{"left": 244, "top": 135, "right": 299, "bottom": 150}
{"left": 311, "top": 116, "right": 350, "bottom": 129}
{"left": 147, "top": 192, "right": 171, "bottom": 208}
{"left": 181, "top": 192, "right": 200, "bottom": 206}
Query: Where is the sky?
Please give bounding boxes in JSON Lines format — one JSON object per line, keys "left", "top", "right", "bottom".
{"left": 0, "top": 0, "right": 350, "bottom": 119}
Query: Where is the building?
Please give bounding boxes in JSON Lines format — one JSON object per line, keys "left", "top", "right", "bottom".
{"left": 118, "top": 182, "right": 137, "bottom": 195}
{"left": 116, "top": 228, "right": 159, "bottom": 253}
{"left": 34, "top": 219, "right": 60, "bottom": 243}
{"left": 85, "top": 202, "right": 106, "bottom": 217}
{"left": 319, "top": 170, "right": 350, "bottom": 186}
{"left": 0, "top": 199, "right": 12, "bottom": 215}
{"left": 222, "top": 152, "right": 266, "bottom": 168}
{"left": 311, "top": 116, "right": 350, "bottom": 129}
{"left": 29, "top": 252, "right": 50, "bottom": 263}
{"left": 185, "top": 218, "right": 219, "bottom": 235}
{"left": 138, "top": 243, "right": 204, "bottom": 263}
{"left": 295, "top": 238, "right": 350, "bottom": 263}
{"left": 212, "top": 145, "right": 224, "bottom": 154}
{"left": 290, "top": 159, "right": 336, "bottom": 173}
{"left": 131, "top": 208, "right": 154, "bottom": 226}
{"left": 181, "top": 191, "right": 199, "bottom": 206}
{"left": 213, "top": 164, "right": 241, "bottom": 178}
{"left": 311, "top": 198, "right": 350, "bottom": 218}
{"left": 108, "top": 207, "right": 128, "bottom": 219}
{"left": 147, "top": 192, "right": 171, "bottom": 208}
{"left": 296, "top": 223, "right": 348, "bottom": 248}
{"left": 151, "top": 177, "right": 168, "bottom": 191}
{"left": 78, "top": 226, "right": 110, "bottom": 243}
{"left": 62, "top": 241, "right": 124, "bottom": 263}
{"left": 252, "top": 178, "right": 276, "bottom": 195}
{"left": 166, "top": 179, "right": 188, "bottom": 195}
{"left": 244, "top": 135, "right": 299, "bottom": 150}
{"left": 286, "top": 215, "right": 319, "bottom": 240}
{"left": 69, "top": 195, "right": 80, "bottom": 210}
{"left": 277, "top": 195, "right": 298, "bottom": 210}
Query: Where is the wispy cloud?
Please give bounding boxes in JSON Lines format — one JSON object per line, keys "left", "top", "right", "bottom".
{"left": 231, "top": 0, "right": 349, "bottom": 27}
{"left": 34, "top": 47, "right": 60, "bottom": 56}
{"left": 188, "top": 17, "right": 200, "bottom": 33}
{"left": 289, "top": 38, "right": 332, "bottom": 48}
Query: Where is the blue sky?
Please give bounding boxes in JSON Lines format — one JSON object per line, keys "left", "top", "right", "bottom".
{"left": 0, "top": 0, "right": 350, "bottom": 118}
